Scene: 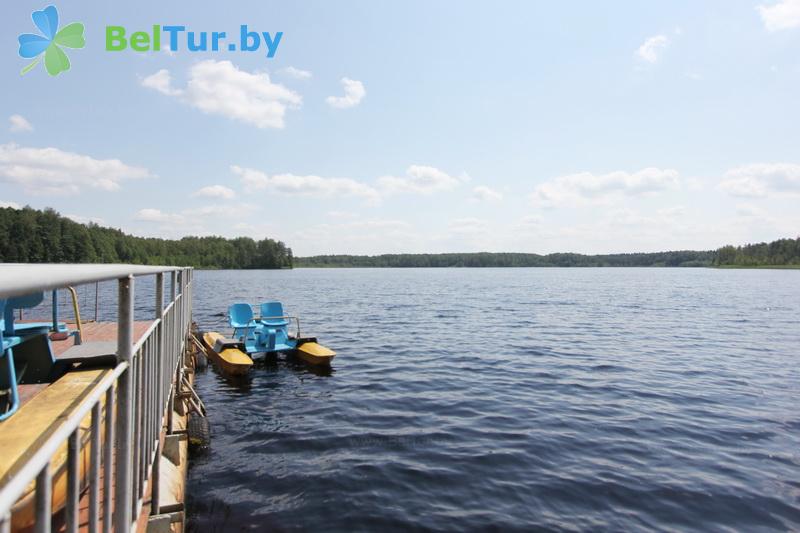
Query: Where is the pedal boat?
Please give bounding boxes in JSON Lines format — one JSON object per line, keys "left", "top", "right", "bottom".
{"left": 201, "top": 332, "right": 253, "bottom": 376}
{"left": 202, "top": 302, "right": 335, "bottom": 375}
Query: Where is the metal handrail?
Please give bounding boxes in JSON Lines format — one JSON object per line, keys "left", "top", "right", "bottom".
{"left": 0, "top": 265, "right": 193, "bottom": 533}
{"left": 66, "top": 286, "right": 83, "bottom": 344}
{"left": 0, "top": 362, "right": 128, "bottom": 507}
{"left": 0, "top": 264, "right": 184, "bottom": 299}
{"left": 131, "top": 318, "right": 160, "bottom": 355}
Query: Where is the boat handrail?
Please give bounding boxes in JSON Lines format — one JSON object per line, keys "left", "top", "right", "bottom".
{"left": 254, "top": 314, "right": 302, "bottom": 338}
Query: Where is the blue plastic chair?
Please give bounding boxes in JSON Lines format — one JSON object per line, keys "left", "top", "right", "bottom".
{"left": 228, "top": 303, "right": 256, "bottom": 339}
{"left": 2, "top": 291, "right": 68, "bottom": 337}
{"left": 259, "top": 302, "right": 290, "bottom": 327}
{"left": 0, "top": 299, "right": 21, "bottom": 421}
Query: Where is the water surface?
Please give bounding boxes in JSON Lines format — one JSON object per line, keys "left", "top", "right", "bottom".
{"left": 186, "top": 268, "right": 800, "bottom": 531}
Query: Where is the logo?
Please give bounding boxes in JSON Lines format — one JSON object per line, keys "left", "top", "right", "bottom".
{"left": 105, "top": 25, "right": 282, "bottom": 58}
{"left": 17, "top": 5, "right": 85, "bottom": 77}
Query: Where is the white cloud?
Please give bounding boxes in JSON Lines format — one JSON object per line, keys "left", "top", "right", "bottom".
{"left": 0, "top": 201, "right": 21, "bottom": 209}
{"left": 192, "top": 184, "right": 235, "bottom": 200}
{"left": 325, "top": 77, "right": 366, "bottom": 109}
{"left": 193, "top": 205, "right": 240, "bottom": 217}
{"left": 281, "top": 66, "right": 312, "bottom": 80}
{"left": 448, "top": 217, "right": 489, "bottom": 234}
{"left": 228, "top": 164, "right": 464, "bottom": 205}
{"left": 736, "top": 203, "right": 768, "bottom": 218}
{"left": 231, "top": 165, "right": 381, "bottom": 204}
{"left": 327, "top": 210, "right": 358, "bottom": 219}
{"left": 134, "top": 208, "right": 186, "bottom": 224}
{"left": 719, "top": 178, "right": 767, "bottom": 198}
{"left": 530, "top": 167, "right": 680, "bottom": 208}
{"left": 521, "top": 215, "right": 543, "bottom": 225}
{"left": 142, "top": 61, "right": 302, "bottom": 129}
{"left": 9, "top": 115, "right": 33, "bottom": 132}
{"left": 515, "top": 215, "right": 543, "bottom": 230}
{"left": 657, "top": 205, "right": 687, "bottom": 218}
{"left": 472, "top": 185, "right": 503, "bottom": 202}
{"left": 135, "top": 202, "right": 254, "bottom": 229}
{"left": 292, "top": 218, "right": 416, "bottom": 255}
{"left": 378, "top": 165, "right": 464, "bottom": 195}
{"left": 636, "top": 35, "right": 669, "bottom": 63}
{"left": 141, "top": 69, "right": 183, "bottom": 96}
{"left": 0, "top": 143, "right": 154, "bottom": 195}
{"left": 719, "top": 163, "right": 800, "bottom": 197}
{"left": 757, "top": 0, "right": 800, "bottom": 31}
{"left": 233, "top": 222, "right": 254, "bottom": 232}
{"left": 65, "top": 214, "right": 105, "bottom": 225}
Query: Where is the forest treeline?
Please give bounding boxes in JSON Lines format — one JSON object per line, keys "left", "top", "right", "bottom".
{"left": 713, "top": 238, "right": 800, "bottom": 267}
{"left": 297, "top": 239, "right": 800, "bottom": 268}
{"left": 1, "top": 206, "right": 797, "bottom": 269}
{"left": 297, "top": 238, "right": 800, "bottom": 268}
{"left": 294, "top": 251, "right": 715, "bottom": 268}
{"left": 0, "top": 206, "right": 292, "bottom": 268}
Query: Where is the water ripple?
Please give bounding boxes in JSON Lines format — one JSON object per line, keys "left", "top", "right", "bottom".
{"left": 187, "top": 268, "right": 800, "bottom": 531}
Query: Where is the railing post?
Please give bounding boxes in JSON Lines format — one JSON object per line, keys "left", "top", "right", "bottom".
{"left": 89, "top": 403, "right": 101, "bottom": 533}
{"left": 177, "top": 271, "right": 181, "bottom": 352}
{"left": 51, "top": 290, "right": 58, "bottom": 332}
{"left": 103, "top": 387, "right": 114, "bottom": 533}
{"left": 151, "top": 273, "right": 163, "bottom": 516}
{"left": 66, "top": 430, "right": 79, "bottom": 533}
{"left": 34, "top": 464, "right": 51, "bottom": 533}
{"left": 114, "top": 275, "right": 134, "bottom": 533}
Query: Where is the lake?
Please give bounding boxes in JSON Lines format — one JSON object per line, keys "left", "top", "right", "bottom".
{"left": 185, "top": 268, "right": 800, "bottom": 531}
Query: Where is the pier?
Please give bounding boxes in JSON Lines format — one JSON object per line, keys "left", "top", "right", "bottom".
{"left": 0, "top": 264, "right": 195, "bottom": 532}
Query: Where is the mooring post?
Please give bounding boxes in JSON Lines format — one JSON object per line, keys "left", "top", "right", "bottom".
{"left": 114, "top": 275, "right": 134, "bottom": 532}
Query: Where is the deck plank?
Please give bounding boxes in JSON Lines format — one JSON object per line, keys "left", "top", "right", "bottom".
{"left": 0, "top": 368, "right": 109, "bottom": 486}
{"left": 0, "top": 320, "right": 154, "bottom": 484}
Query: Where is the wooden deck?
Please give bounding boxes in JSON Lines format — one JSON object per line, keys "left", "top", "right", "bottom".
{"left": 0, "top": 321, "right": 156, "bottom": 531}
{"left": 13, "top": 321, "right": 154, "bottom": 411}
{"left": 50, "top": 321, "right": 155, "bottom": 357}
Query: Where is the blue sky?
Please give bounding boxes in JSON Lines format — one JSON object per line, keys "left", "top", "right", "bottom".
{"left": 1, "top": 0, "right": 799, "bottom": 255}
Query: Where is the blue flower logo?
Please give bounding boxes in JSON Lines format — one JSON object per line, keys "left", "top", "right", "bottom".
{"left": 18, "top": 5, "right": 85, "bottom": 76}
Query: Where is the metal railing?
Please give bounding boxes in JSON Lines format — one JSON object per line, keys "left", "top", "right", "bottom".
{"left": 0, "top": 265, "right": 193, "bottom": 533}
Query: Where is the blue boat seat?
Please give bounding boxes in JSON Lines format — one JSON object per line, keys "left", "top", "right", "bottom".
{"left": 259, "top": 301, "right": 290, "bottom": 328}
{"left": 251, "top": 327, "right": 293, "bottom": 353}
{"left": 228, "top": 303, "right": 257, "bottom": 339}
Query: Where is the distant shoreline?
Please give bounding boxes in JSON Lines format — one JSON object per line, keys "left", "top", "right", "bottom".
{"left": 287, "top": 265, "right": 800, "bottom": 270}
{"left": 2, "top": 206, "right": 797, "bottom": 270}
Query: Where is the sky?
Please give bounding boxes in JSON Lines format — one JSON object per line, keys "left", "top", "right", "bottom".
{"left": 1, "top": 0, "right": 799, "bottom": 256}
